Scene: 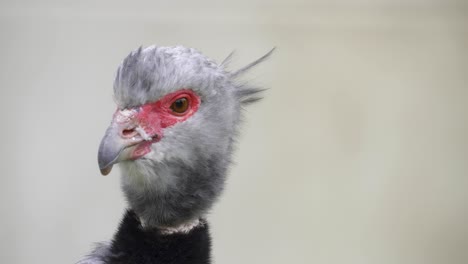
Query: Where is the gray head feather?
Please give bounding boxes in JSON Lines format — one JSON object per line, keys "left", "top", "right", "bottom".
{"left": 113, "top": 45, "right": 272, "bottom": 227}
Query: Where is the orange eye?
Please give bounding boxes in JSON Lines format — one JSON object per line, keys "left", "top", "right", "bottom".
{"left": 170, "top": 97, "right": 189, "bottom": 114}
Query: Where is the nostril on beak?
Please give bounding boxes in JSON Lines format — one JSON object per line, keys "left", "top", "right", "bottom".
{"left": 122, "top": 128, "right": 138, "bottom": 138}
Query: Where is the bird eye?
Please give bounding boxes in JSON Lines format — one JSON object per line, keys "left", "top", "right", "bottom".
{"left": 170, "top": 97, "right": 189, "bottom": 114}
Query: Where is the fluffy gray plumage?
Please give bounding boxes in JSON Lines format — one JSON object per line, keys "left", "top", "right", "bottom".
{"left": 78, "top": 45, "right": 272, "bottom": 263}
{"left": 115, "top": 46, "right": 272, "bottom": 227}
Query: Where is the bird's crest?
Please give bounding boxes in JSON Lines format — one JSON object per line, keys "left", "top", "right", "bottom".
{"left": 224, "top": 48, "right": 275, "bottom": 105}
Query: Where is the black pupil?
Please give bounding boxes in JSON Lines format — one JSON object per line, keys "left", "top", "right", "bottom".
{"left": 174, "top": 99, "right": 184, "bottom": 109}
{"left": 175, "top": 99, "right": 184, "bottom": 108}
{"left": 172, "top": 98, "right": 187, "bottom": 113}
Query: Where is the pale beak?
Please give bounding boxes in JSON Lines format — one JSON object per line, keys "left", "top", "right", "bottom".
{"left": 97, "top": 109, "right": 149, "bottom": 176}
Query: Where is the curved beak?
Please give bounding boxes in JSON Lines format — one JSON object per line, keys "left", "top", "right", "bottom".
{"left": 97, "top": 109, "right": 147, "bottom": 176}
{"left": 98, "top": 123, "right": 132, "bottom": 175}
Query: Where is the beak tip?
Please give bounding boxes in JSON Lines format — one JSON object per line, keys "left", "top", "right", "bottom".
{"left": 98, "top": 121, "right": 129, "bottom": 176}
{"left": 97, "top": 139, "right": 120, "bottom": 176}
{"left": 100, "top": 165, "right": 113, "bottom": 176}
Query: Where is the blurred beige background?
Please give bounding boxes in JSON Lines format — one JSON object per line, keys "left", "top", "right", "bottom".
{"left": 0, "top": 0, "right": 467, "bottom": 263}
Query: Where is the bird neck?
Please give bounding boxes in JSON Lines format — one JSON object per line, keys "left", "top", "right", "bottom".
{"left": 106, "top": 210, "right": 212, "bottom": 264}
{"left": 147, "top": 218, "right": 203, "bottom": 235}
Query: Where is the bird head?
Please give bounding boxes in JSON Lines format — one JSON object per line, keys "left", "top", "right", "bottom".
{"left": 97, "top": 46, "right": 272, "bottom": 227}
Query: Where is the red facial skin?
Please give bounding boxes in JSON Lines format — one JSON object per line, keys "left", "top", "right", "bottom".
{"left": 126, "top": 89, "right": 200, "bottom": 159}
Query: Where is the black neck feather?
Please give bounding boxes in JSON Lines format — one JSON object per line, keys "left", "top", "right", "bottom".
{"left": 105, "top": 210, "right": 211, "bottom": 264}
